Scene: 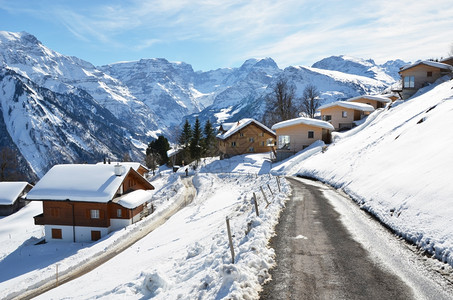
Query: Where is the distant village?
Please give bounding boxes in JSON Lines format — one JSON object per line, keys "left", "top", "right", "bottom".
{"left": 1, "top": 57, "right": 452, "bottom": 243}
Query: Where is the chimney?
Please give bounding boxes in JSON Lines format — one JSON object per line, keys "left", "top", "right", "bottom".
{"left": 103, "top": 157, "right": 106, "bottom": 164}
{"left": 114, "top": 164, "right": 124, "bottom": 176}
{"left": 108, "top": 158, "right": 111, "bottom": 164}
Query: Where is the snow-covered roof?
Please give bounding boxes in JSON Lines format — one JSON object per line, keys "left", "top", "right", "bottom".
{"left": 0, "top": 182, "right": 31, "bottom": 205}
{"left": 318, "top": 101, "right": 375, "bottom": 112}
{"left": 113, "top": 190, "right": 153, "bottom": 209}
{"left": 217, "top": 118, "right": 275, "bottom": 140}
{"left": 347, "top": 95, "right": 391, "bottom": 103}
{"left": 271, "top": 117, "right": 334, "bottom": 131}
{"left": 26, "top": 164, "right": 151, "bottom": 203}
{"left": 399, "top": 61, "right": 453, "bottom": 72}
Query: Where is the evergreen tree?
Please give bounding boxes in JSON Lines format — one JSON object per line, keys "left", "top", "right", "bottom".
{"left": 179, "top": 120, "right": 192, "bottom": 148}
{"left": 146, "top": 135, "right": 170, "bottom": 166}
{"left": 202, "top": 119, "right": 217, "bottom": 157}
{"left": 190, "top": 117, "right": 202, "bottom": 164}
{"left": 179, "top": 119, "right": 192, "bottom": 164}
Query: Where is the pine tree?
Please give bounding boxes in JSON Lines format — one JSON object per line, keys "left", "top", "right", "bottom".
{"left": 179, "top": 119, "right": 192, "bottom": 164}
{"left": 202, "top": 119, "right": 217, "bottom": 157}
{"left": 190, "top": 117, "right": 202, "bottom": 164}
{"left": 146, "top": 135, "right": 170, "bottom": 166}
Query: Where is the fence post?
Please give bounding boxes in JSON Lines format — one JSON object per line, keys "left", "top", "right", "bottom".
{"left": 267, "top": 183, "right": 274, "bottom": 196}
{"left": 226, "top": 217, "right": 235, "bottom": 264}
{"left": 260, "top": 186, "right": 270, "bottom": 207}
{"left": 253, "top": 193, "right": 259, "bottom": 216}
{"left": 56, "top": 264, "right": 59, "bottom": 286}
{"left": 276, "top": 176, "right": 281, "bottom": 192}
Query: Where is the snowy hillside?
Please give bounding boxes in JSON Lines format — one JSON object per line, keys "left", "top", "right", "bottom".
{"left": 273, "top": 76, "right": 453, "bottom": 266}
{"left": 0, "top": 156, "right": 291, "bottom": 299}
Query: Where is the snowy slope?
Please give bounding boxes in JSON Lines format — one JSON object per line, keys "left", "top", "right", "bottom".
{"left": 273, "top": 76, "right": 453, "bottom": 266}
{"left": 0, "top": 155, "right": 290, "bottom": 299}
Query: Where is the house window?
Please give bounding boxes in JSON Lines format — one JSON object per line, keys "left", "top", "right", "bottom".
{"left": 239, "top": 133, "right": 244, "bottom": 137}
{"left": 91, "top": 230, "right": 101, "bottom": 241}
{"left": 278, "top": 135, "right": 290, "bottom": 149}
{"left": 117, "top": 209, "right": 122, "bottom": 218}
{"left": 249, "top": 147, "right": 254, "bottom": 152}
{"left": 261, "top": 141, "right": 265, "bottom": 146}
{"left": 90, "top": 209, "right": 100, "bottom": 219}
{"left": 403, "top": 76, "right": 415, "bottom": 88}
{"left": 427, "top": 71, "right": 433, "bottom": 77}
{"left": 51, "top": 228, "right": 62, "bottom": 239}
{"left": 342, "top": 111, "right": 348, "bottom": 118}
{"left": 308, "top": 131, "right": 314, "bottom": 139}
{"left": 323, "top": 115, "right": 332, "bottom": 121}
{"left": 260, "top": 132, "right": 265, "bottom": 137}
{"left": 249, "top": 137, "right": 254, "bottom": 142}
{"left": 231, "top": 141, "right": 236, "bottom": 147}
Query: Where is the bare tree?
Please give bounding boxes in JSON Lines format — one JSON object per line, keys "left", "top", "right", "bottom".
{"left": 262, "top": 78, "right": 298, "bottom": 126}
{"left": 300, "top": 84, "right": 322, "bottom": 118}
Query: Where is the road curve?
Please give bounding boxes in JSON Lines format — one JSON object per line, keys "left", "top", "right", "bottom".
{"left": 260, "top": 177, "right": 414, "bottom": 299}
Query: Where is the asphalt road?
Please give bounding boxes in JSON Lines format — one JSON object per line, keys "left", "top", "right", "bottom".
{"left": 260, "top": 177, "right": 414, "bottom": 300}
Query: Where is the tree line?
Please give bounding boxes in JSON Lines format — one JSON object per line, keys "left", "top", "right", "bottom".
{"left": 145, "top": 117, "right": 218, "bottom": 172}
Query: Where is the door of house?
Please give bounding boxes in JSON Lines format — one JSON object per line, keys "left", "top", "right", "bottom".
{"left": 91, "top": 230, "right": 101, "bottom": 241}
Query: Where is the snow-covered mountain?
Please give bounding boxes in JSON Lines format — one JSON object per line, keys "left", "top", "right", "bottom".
{"left": 312, "top": 55, "right": 405, "bottom": 85}
{"left": 0, "top": 67, "right": 143, "bottom": 178}
{"left": 0, "top": 31, "right": 406, "bottom": 178}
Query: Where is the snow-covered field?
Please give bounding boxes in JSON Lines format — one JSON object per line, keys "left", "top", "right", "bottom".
{"left": 0, "top": 155, "right": 290, "bottom": 299}
{"left": 274, "top": 76, "right": 453, "bottom": 267}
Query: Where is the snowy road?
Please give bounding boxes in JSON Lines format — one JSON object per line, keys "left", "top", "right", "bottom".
{"left": 261, "top": 177, "right": 453, "bottom": 299}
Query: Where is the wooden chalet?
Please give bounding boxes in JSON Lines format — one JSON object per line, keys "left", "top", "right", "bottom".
{"left": 217, "top": 118, "right": 276, "bottom": 159}
{"left": 271, "top": 117, "right": 334, "bottom": 161}
{"left": 27, "top": 163, "right": 154, "bottom": 242}
{"left": 0, "top": 182, "right": 33, "bottom": 216}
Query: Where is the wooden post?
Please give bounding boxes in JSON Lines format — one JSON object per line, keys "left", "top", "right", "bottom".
{"left": 253, "top": 193, "right": 259, "bottom": 216}
{"left": 260, "top": 186, "right": 270, "bottom": 207}
{"left": 56, "top": 264, "right": 59, "bottom": 286}
{"left": 276, "top": 176, "right": 281, "bottom": 192}
{"left": 267, "top": 183, "right": 274, "bottom": 196}
{"left": 226, "top": 217, "right": 235, "bottom": 264}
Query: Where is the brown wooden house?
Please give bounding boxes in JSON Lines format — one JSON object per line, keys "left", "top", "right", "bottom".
{"left": 217, "top": 118, "right": 276, "bottom": 159}
{"left": 27, "top": 163, "right": 154, "bottom": 242}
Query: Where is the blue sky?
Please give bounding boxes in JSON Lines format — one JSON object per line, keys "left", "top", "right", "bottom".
{"left": 1, "top": 0, "right": 452, "bottom": 71}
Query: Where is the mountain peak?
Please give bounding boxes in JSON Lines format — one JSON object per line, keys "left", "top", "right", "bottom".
{"left": 239, "top": 57, "right": 279, "bottom": 72}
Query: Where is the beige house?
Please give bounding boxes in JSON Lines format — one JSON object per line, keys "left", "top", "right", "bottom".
{"left": 397, "top": 61, "right": 453, "bottom": 100}
{"left": 271, "top": 117, "right": 334, "bottom": 161}
{"left": 217, "top": 118, "right": 276, "bottom": 159}
{"left": 347, "top": 95, "right": 391, "bottom": 109}
{"left": 318, "top": 101, "right": 374, "bottom": 131}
